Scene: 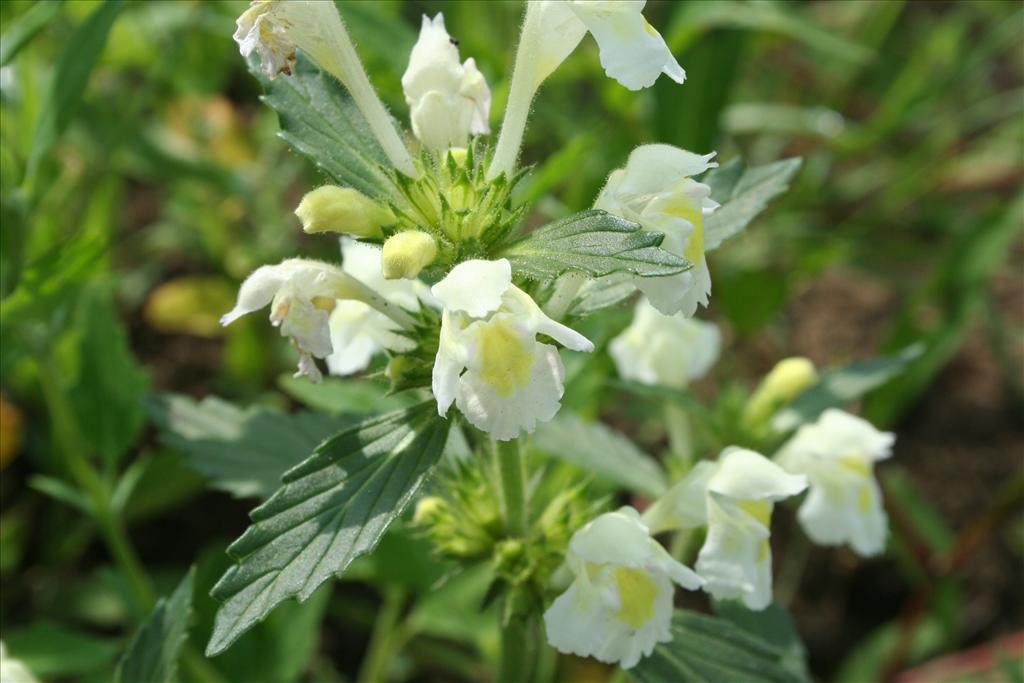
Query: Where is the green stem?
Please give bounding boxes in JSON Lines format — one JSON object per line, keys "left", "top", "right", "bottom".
{"left": 664, "top": 402, "right": 693, "bottom": 468}
{"left": 494, "top": 439, "right": 528, "bottom": 537}
{"left": 498, "top": 612, "right": 540, "bottom": 683}
{"left": 357, "top": 585, "right": 407, "bottom": 683}
{"left": 38, "top": 357, "right": 225, "bottom": 683}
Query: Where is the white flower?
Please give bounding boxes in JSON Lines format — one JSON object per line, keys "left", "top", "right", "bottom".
{"left": 696, "top": 448, "right": 807, "bottom": 610}
{"left": 1, "top": 641, "right": 39, "bottom": 683}
{"left": 233, "top": 0, "right": 417, "bottom": 176}
{"left": 610, "top": 298, "right": 720, "bottom": 388}
{"left": 430, "top": 259, "right": 593, "bottom": 440}
{"left": 596, "top": 144, "right": 719, "bottom": 316}
{"left": 326, "top": 240, "right": 431, "bottom": 376}
{"left": 776, "top": 409, "right": 895, "bottom": 556}
{"left": 543, "top": 507, "right": 702, "bottom": 669}
{"left": 489, "top": 0, "right": 683, "bottom": 178}
{"left": 402, "top": 14, "right": 491, "bottom": 153}
{"left": 560, "top": 1, "right": 685, "bottom": 91}
{"left": 221, "top": 256, "right": 414, "bottom": 382}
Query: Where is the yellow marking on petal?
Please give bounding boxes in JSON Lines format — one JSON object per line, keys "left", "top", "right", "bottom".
{"left": 857, "top": 484, "right": 873, "bottom": 513}
{"left": 613, "top": 567, "right": 659, "bottom": 629}
{"left": 838, "top": 454, "right": 872, "bottom": 478}
{"left": 642, "top": 18, "right": 659, "bottom": 38}
{"left": 738, "top": 499, "right": 773, "bottom": 527}
{"left": 758, "top": 539, "right": 771, "bottom": 562}
{"left": 661, "top": 193, "right": 705, "bottom": 263}
{"left": 477, "top": 320, "right": 534, "bottom": 397}
{"left": 311, "top": 296, "right": 336, "bottom": 313}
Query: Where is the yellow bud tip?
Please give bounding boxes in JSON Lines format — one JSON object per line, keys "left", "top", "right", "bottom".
{"left": 413, "top": 496, "right": 447, "bottom": 526}
{"left": 381, "top": 231, "right": 437, "bottom": 280}
{"left": 448, "top": 147, "right": 468, "bottom": 166}
{"left": 294, "top": 186, "right": 394, "bottom": 238}
{"left": 742, "top": 356, "right": 818, "bottom": 429}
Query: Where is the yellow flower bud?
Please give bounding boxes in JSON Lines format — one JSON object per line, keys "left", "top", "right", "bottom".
{"left": 294, "top": 186, "right": 394, "bottom": 238}
{"left": 381, "top": 231, "right": 437, "bottom": 280}
{"left": 742, "top": 357, "right": 818, "bottom": 430}
{"left": 413, "top": 496, "right": 448, "bottom": 526}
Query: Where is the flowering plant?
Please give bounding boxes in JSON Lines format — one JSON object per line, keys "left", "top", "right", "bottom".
{"left": 199, "top": 1, "right": 918, "bottom": 679}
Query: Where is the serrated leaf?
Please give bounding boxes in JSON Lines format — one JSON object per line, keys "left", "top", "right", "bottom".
{"left": 502, "top": 210, "right": 690, "bottom": 282}
{"left": 144, "top": 394, "right": 339, "bottom": 500}
{"left": 772, "top": 344, "right": 923, "bottom": 433}
{"left": 250, "top": 52, "right": 393, "bottom": 198}
{"left": 206, "top": 403, "right": 450, "bottom": 656}
{"left": 630, "top": 611, "right": 808, "bottom": 683}
{"left": 532, "top": 414, "right": 667, "bottom": 498}
{"left": 115, "top": 568, "right": 194, "bottom": 683}
{"left": 703, "top": 158, "right": 802, "bottom": 251}
{"left": 566, "top": 271, "right": 638, "bottom": 317}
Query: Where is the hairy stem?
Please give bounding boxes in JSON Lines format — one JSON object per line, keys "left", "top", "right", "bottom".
{"left": 494, "top": 438, "right": 528, "bottom": 537}
{"left": 498, "top": 612, "right": 541, "bottom": 683}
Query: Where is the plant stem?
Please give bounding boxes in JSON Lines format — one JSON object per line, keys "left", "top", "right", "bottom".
{"left": 357, "top": 585, "right": 407, "bottom": 683}
{"left": 38, "top": 357, "right": 225, "bottom": 683}
{"left": 498, "top": 612, "right": 540, "bottom": 683}
{"left": 494, "top": 439, "right": 528, "bottom": 537}
{"left": 664, "top": 402, "right": 693, "bottom": 468}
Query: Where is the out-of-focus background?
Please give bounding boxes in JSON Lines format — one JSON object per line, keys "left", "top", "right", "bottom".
{"left": 1, "top": 1, "right": 1021, "bottom": 682}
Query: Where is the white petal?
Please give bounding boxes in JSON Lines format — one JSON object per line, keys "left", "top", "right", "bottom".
{"left": 797, "top": 476, "right": 888, "bottom": 556}
{"left": 432, "top": 310, "right": 468, "bottom": 416}
{"left": 642, "top": 460, "right": 717, "bottom": 533}
{"left": 325, "top": 301, "right": 412, "bottom": 376}
{"left": 532, "top": 1, "right": 589, "bottom": 84}
{"left": 709, "top": 447, "right": 808, "bottom": 502}
{"left": 569, "top": 506, "right": 656, "bottom": 568}
{"left": 636, "top": 256, "right": 711, "bottom": 317}
{"left": 618, "top": 144, "right": 717, "bottom": 197}
{"left": 432, "top": 259, "right": 512, "bottom": 317}
{"left": 461, "top": 57, "right": 492, "bottom": 135}
{"left": 294, "top": 353, "right": 323, "bottom": 383}
{"left": 341, "top": 238, "right": 428, "bottom": 312}
{"left": 410, "top": 90, "right": 472, "bottom": 151}
{"left": 697, "top": 494, "right": 774, "bottom": 610}
{"left": 456, "top": 342, "right": 564, "bottom": 440}
{"left": 277, "top": 297, "right": 332, "bottom": 358}
{"left": 567, "top": 1, "right": 684, "bottom": 91}
{"left": 220, "top": 261, "right": 300, "bottom": 326}
{"left": 543, "top": 567, "right": 675, "bottom": 669}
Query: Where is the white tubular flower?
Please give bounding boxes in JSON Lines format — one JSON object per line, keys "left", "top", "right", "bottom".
{"left": 776, "top": 409, "right": 895, "bottom": 556}
{"left": 596, "top": 144, "right": 719, "bottom": 316}
{"left": 233, "top": 1, "right": 417, "bottom": 176}
{"left": 1, "top": 641, "right": 40, "bottom": 683}
{"left": 402, "top": 14, "right": 491, "bottom": 153}
{"left": 326, "top": 240, "right": 430, "bottom": 376}
{"left": 544, "top": 507, "right": 703, "bottom": 669}
{"left": 489, "top": 0, "right": 682, "bottom": 179}
{"left": 610, "top": 298, "right": 720, "bottom": 388}
{"left": 430, "top": 259, "right": 593, "bottom": 440}
{"left": 696, "top": 448, "right": 807, "bottom": 610}
{"left": 221, "top": 257, "right": 414, "bottom": 382}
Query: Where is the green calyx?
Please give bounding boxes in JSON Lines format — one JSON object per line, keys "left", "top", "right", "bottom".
{"left": 382, "top": 143, "right": 528, "bottom": 272}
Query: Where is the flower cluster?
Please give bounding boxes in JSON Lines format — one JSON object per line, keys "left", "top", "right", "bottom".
{"left": 226, "top": 0, "right": 897, "bottom": 674}
{"left": 227, "top": 0, "right": 694, "bottom": 442}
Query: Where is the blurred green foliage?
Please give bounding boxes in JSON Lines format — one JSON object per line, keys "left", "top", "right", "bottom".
{"left": 0, "top": 1, "right": 1021, "bottom": 682}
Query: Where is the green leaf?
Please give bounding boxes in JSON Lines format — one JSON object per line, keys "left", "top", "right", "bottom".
{"left": 4, "top": 622, "right": 119, "bottom": 678}
{"left": 25, "top": 0, "right": 124, "bottom": 185}
{"left": 144, "top": 394, "right": 339, "bottom": 500}
{"left": 532, "top": 414, "right": 667, "bottom": 498}
{"left": 69, "top": 283, "right": 150, "bottom": 465}
{"left": 115, "top": 567, "right": 195, "bottom": 683}
{"left": 0, "top": 0, "right": 62, "bottom": 67}
{"left": 630, "top": 611, "right": 808, "bottom": 683}
{"left": 771, "top": 344, "right": 923, "bottom": 433}
{"left": 502, "top": 210, "right": 690, "bottom": 282}
{"left": 206, "top": 402, "right": 450, "bottom": 656}
{"left": 276, "top": 374, "right": 418, "bottom": 416}
{"left": 566, "top": 271, "right": 638, "bottom": 317}
{"left": 714, "top": 601, "right": 810, "bottom": 682}
{"left": 703, "top": 158, "right": 802, "bottom": 251}
{"left": 250, "top": 51, "right": 393, "bottom": 199}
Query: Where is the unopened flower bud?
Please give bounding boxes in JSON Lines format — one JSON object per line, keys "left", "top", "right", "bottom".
{"left": 743, "top": 357, "right": 818, "bottom": 430}
{"left": 413, "top": 496, "right": 448, "bottom": 526}
{"left": 382, "top": 231, "right": 437, "bottom": 280}
{"left": 295, "top": 186, "right": 394, "bottom": 238}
